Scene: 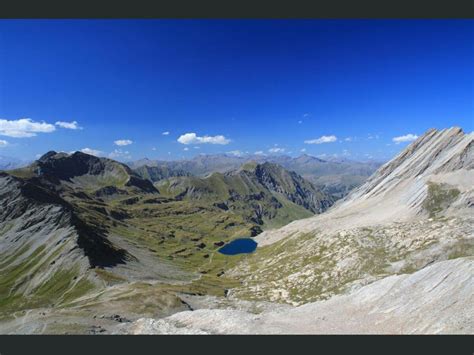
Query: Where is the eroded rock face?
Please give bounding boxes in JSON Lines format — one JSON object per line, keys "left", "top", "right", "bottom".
{"left": 346, "top": 127, "right": 473, "bottom": 202}
{"left": 0, "top": 171, "right": 134, "bottom": 319}
{"left": 0, "top": 173, "right": 130, "bottom": 270}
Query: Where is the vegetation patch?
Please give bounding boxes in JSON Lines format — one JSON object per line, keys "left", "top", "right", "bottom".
{"left": 423, "top": 182, "right": 460, "bottom": 218}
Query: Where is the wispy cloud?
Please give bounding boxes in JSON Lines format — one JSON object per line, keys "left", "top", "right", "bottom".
{"left": 55, "top": 121, "right": 82, "bottom": 130}
{"left": 109, "top": 149, "right": 131, "bottom": 160}
{"left": 114, "top": 139, "right": 133, "bottom": 146}
{"left": 304, "top": 135, "right": 337, "bottom": 144}
{"left": 177, "top": 132, "right": 230, "bottom": 145}
{"left": 344, "top": 137, "right": 353, "bottom": 142}
{"left": 0, "top": 140, "right": 8, "bottom": 147}
{"left": 162, "top": 131, "right": 170, "bottom": 136}
{"left": 254, "top": 150, "right": 265, "bottom": 155}
{"left": 227, "top": 150, "right": 243, "bottom": 156}
{"left": 268, "top": 147, "right": 285, "bottom": 153}
{"left": 80, "top": 148, "right": 103, "bottom": 157}
{"left": 300, "top": 148, "right": 306, "bottom": 152}
{"left": 0, "top": 118, "right": 56, "bottom": 138}
{"left": 183, "top": 147, "right": 189, "bottom": 151}
{"left": 392, "top": 133, "right": 418, "bottom": 144}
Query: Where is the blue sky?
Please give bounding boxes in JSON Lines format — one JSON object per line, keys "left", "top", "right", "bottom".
{"left": 0, "top": 20, "right": 472, "bottom": 162}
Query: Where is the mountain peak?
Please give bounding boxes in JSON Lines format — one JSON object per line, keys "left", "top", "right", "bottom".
{"left": 344, "top": 126, "right": 473, "bottom": 207}
{"left": 38, "top": 150, "right": 59, "bottom": 162}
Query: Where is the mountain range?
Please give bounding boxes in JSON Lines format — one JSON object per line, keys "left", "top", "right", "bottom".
{"left": 0, "top": 150, "right": 336, "bottom": 333}
{"left": 129, "top": 154, "right": 382, "bottom": 199}
{"left": 122, "top": 127, "right": 474, "bottom": 334}
{"left": 0, "top": 127, "right": 472, "bottom": 334}
{"left": 0, "top": 155, "right": 27, "bottom": 171}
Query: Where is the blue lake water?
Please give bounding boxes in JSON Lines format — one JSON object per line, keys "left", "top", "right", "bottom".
{"left": 218, "top": 238, "right": 258, "bottom": 255}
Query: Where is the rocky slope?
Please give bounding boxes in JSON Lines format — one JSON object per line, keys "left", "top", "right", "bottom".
{"left": 119, "top": 257, "right": 474, "bottom": 334}
{"left": 256, "top": 127, "right": 473, "bottom": 246}
{"left": 0, "top": 172, "right": 126, "bottom": 318}
{"left": 225, "top": 127, "right": 473, "bottom": 305}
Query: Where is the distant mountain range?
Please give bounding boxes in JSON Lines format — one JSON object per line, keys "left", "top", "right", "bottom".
{"left": 0, "top": 155, "right": 28, "bottom": 171}
{"left": 129, "top": 154, "right": 383, "bottom": 199}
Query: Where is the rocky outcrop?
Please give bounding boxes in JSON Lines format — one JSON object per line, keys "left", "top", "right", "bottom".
{"left": 249, "top": 162, "right": 334, "bottom": 213}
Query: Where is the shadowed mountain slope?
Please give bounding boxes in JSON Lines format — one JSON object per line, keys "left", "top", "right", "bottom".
{"left": 157, "top": 162, "right": 334, "bottom": 229}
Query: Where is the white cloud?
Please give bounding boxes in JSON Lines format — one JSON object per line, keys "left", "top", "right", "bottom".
{"left": 109, "top": 149, "right": 131, "bottom": 160}
{"left": 114, "top": 139, "right": 133, "bottom": 146}
{"left": 183, "top": 147, "right": 189, "bottom": 151}
{"left": 0, "top": 140, "right": 8, "bottom": 147}
{"left": 227, "top": 150, "right": 243, "bottom": 156}
{"left": 80, "top": 148, "right": 103, "bottom": 157}
{"left": 151, "top": 147, "right": 157, "bottom": 151}
{"left": 344, "top": 137, "right": 353, "bottom": 142}
{"left": 298, "top": 120, "right": 303, "bottom": 124}
{"left": 392, "top": 133, "right": 418, "bottom": 144}
{"left": 194, "top": 146, "right": 200, "bottom": 149}
{"left": 162, "top": 131, "right": 170, "bottom": 136}
{"left": 0, "top": 118, "right": 56, "bottom": 138}
{"left": 367, "top": 134, "right": 380, "bottom": 140}
{"left": 254, "top": 151, "right": 265, "bottom": 155}
{"left": 300, "top": 148, "right": 306, "bottom": 152}
{"left": 268, "top": 147, "right": 285, "bottom": 153}
{"left": 304, "top": 135, "right": 337, "bottom": 144}
{"left": 177, "top": 132, "right": 230, "bottom": 145}
{"left": 55, "top": 121, "right": 82, "bottom": 130}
